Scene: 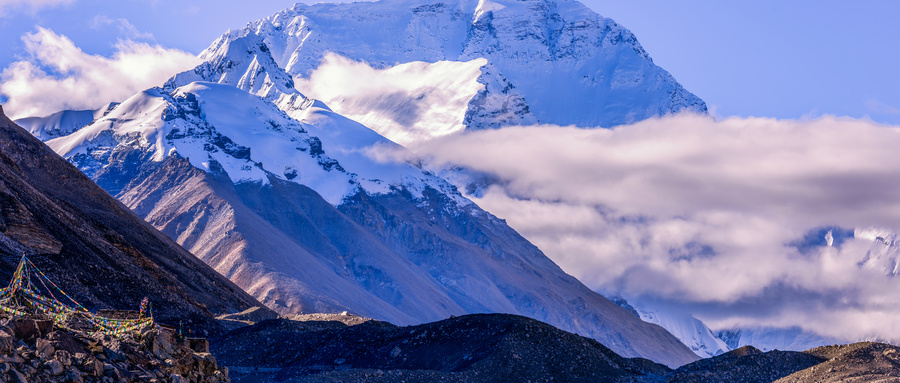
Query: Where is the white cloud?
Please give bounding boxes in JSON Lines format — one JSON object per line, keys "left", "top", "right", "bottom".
{"left": 0, "top": 0, "right": 72, "bottom": 14}
{"left": 403, "top": 114, "right": 900, "bottom": 342}
{"left": 90, "top": 15, "right": 155, "bottom": 40}
{"left": 0, "top": 27, "right": 201, "bottom": 119}
{"left": 294, "top": 53, "right": 487, "bottom": 145}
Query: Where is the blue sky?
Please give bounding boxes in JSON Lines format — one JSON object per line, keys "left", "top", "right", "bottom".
{"left": 0, "top": 0, "right": 898, "bottom": 123}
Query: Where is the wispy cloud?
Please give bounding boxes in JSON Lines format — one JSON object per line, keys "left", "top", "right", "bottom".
{"left": 867, "top": 99, "right": 900, "bottom": 116}
{"left": 0, "top": 0, "right": 73, "bottom": 15}
{"left": 0, "top": 27, "right": 201, "bottom": 119}
{"left": 90, "top": 15, "right": 155, "bottom": 41}
{"left": 397, "top": 114, "right": 900, "bottom": 342}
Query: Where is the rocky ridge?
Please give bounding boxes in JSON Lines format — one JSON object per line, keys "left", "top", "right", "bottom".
{"left": 213, "top": 313, "right": 672, "bottom": 383}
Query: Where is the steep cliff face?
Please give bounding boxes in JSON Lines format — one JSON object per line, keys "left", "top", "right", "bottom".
{"left": 211, "top": 0, "right": 705, "bottom": 144}
{"left": 0, "top": 106, "right": 265, "bottom": 334}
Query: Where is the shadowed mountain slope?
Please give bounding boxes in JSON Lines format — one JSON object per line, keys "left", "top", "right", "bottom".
{"left": 0, "top": 105, "right": 266, "bottom": 334}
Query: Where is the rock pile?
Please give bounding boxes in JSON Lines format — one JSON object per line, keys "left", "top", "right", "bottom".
{"left": 0, "top": 313, "right": 229, "bottom": 383}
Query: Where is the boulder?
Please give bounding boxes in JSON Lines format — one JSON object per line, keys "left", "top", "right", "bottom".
{"left": 0, "top": 331, "right": 14, "bottom": 354}
{"left": 45, "top": 359, "right": 64, "bottom": 376}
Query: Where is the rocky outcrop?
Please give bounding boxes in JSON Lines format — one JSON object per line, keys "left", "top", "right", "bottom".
{"left": 0, "top": 313, "right": 228, "bottom": 383}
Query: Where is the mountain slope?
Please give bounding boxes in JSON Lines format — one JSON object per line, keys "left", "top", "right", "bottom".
{"left": 213, "top": 0, "right": 705, "bottom": 144}
{"left": 23, "top": 80, "right": 699, "bottom": 366}
{"left": 0, "top": 105, "right": 265, "bottom": 334}
{"left": 14, "top": 103, "right": 117, "bottom": 141}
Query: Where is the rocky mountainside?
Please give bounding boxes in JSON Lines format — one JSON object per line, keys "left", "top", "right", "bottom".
{"left": 211, "top": 314, "right": 900, "bottom": 383}
{"left": 0, "top": 105, "right": 265, "bottom": 334}
{"left": 213, "top": 313, "right": 672, "bottom": 383}
{"left": 21, "top": 79, "right": 698, "bottom": 366}
{"left": 211, "top": 0, "right": 706, "bottom": 145}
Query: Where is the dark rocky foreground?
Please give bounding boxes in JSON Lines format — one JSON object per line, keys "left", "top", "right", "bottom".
{"left": 212, "top": 313, "right": 900, "bottom": 383}
{"left": 213, "top": 313, "right": 671, "bottom": 383}
{"left": 0, "top": 312, "right": 228, "bottom": 382}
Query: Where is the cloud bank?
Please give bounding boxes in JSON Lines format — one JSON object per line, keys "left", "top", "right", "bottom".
{"left": 0, "top": 27, "right": 200, "bottom": 119}
{"left": 402, "top": 114, "right": 900, "bottom": 342}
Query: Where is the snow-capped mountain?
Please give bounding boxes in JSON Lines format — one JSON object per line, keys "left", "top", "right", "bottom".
{"left": 613, "top": 298, "right": 728, "bottom": 358}
{"left": 10, "top": 0, "right": 721, "bottom": 367}
{"left": 210, "top": 0, "right": 705, "bottom": 145}
{"left": 635, "top": 307, "right": 729, "bottom": 359}
{"left": 15, "top": 102, "right": 117, "bottom": 141}
{"left": 855, "top": 226, "right": 900, "bottom": 276}
{"left": 21, "top": 80, "right": 699, "bottom": 368}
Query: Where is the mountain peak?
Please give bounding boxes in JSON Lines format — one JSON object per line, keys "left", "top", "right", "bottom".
{"left": 213, "top": 0, "right": 705, "bottom": 142}
{"left": 167, "top": 33, "right": 302, "bottom": 103}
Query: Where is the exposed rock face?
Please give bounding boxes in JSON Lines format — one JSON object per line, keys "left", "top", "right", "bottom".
{"left": 212, "top": 313, "right": 672, "bottom": 383}
{"left": 0, "top": 105, "right": 266, "bottom": 335}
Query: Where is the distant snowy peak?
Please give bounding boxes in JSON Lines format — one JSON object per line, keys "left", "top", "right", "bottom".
{"left": 614, "top": 298, "right": 728, "bottom": 358}
{"left": 14, "top": 102, "right": 117, "bottom": 141}
{"left": 716, "top": 327, "right": 842, "bottom": 352}
{"left": 167, "top": 34, "right": 301, "bottom": 103}
{"left": 855, "top": 226, "right": 900, "bottom": 276}
{"left": 213, "top": 0, "right": 705, "bottom": 140}
{"left": 463, "top": 62, "right": 538, "bottom": 131}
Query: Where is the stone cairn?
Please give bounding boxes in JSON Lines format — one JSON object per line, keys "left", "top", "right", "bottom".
{"left": 0, "top": 255, "right": 229, "bottom": 383}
